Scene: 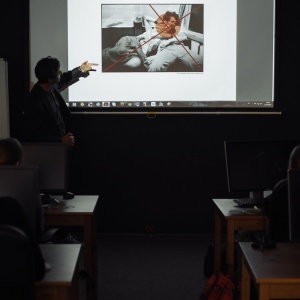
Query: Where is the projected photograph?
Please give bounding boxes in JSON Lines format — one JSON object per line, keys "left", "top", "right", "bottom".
{"left": 101, "top": 4, "right": 204, "bottom": 72}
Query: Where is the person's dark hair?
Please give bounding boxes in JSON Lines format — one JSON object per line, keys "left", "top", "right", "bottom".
{"left": 163, "top": 11, "right": 181, "bottom": 34}
{"left": 34, "top": 56, "right": 60, "bottom": 83}
{"left": 289, "top": 145, "right": 300, "bottom": 170}
{"left": 0, "top": 138, "right": 23, "bottom": 165}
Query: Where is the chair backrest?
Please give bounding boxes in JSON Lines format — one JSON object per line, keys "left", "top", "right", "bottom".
{"left": 0, "top": 196, "right": 33, "bottom": 238}
{"left": 267, "top": 178, "right": 289, "bottom": 242}
{"left": 288, "top": 169, "right": 300, "bottom": 242}
{"left": 0, "top": 165, "right": 40, "bottom": 237}
{"left": 0, "top": 225, "right": 35, "bottom": 300}
{"left": 0, "top": 196, "right": 46, "bottom": 281}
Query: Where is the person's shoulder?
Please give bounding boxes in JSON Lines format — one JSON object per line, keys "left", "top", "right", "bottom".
{"left": 29, "top": 83, "right": 43, "bottom": 97}
{"left": 274, "top": 178, "right": 288, "bottom": 189}
{"left": 26, "top": 84, "right": 47, "bottom": 109}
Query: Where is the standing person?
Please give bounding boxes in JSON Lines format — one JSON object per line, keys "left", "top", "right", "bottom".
{"left": 23, "top": 56, "right": 98, "bottom": 146}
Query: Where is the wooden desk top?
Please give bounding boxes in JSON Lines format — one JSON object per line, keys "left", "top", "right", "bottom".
{"left": 213, "top": 199, "right": 265, "bottom": 219}
{"left": 36, "top": 244, "right": 82, "bottom": 286}
{"left": 239, "top": 242, "right": 300, "bottom": 284}
{"left": 43, "top": 195, "right": 99, "bottom": 216}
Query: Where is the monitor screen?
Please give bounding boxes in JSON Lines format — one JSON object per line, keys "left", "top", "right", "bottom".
{"left": 29, "top": 0, "right": 277, "bottom": 113}
{"left": 21, "top": 143, "right": 69, "bottom": 195}
{"left": 224, "top": 139, "right": 300, "bottom": 198}
{"left": 0, "top": 165, "right": 39, "bottom": 237}
{"left": 288, "top": 169, "right": 300, "bottom": 242}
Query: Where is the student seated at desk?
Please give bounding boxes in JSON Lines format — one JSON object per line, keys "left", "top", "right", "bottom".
{"left": 0, "top": 137, "right": 44, "bottom": 240}
{"left": 289, "top": 144, "right": 300, "bottom": 170}
{"left": 267, "top": 144, "right": 300, "bottom": 242}
{"left": 0, "top": 138, "right": 48, "bottom": 280}
{"left": 256, "top": 145, "right": 300, "bottom": 244}
{"left": 0, "top": 138, "right": 80, "bottom": 244}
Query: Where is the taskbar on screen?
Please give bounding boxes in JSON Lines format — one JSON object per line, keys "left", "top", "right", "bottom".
{"left": 66, "top": 101, "right": 273, "bottom": 109}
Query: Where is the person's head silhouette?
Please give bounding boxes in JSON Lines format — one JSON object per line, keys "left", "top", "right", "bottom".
{"left": 0, "top": 138, "right": 23, "bottom": 166}
{"left": 289, "top": 145, "right": 300, "bottom": 170}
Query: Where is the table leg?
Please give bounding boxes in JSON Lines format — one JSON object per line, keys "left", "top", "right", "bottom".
{"left": 214, "top": 208, "right": 222, "bottom": 272}
{"left": 258, "top": 284, "right": 270, "bottom": 300}
{"left": 35, "top": 286, "right": 69, "bottom": 300}
{"left": 84, "top": 216, "right": 97, "bottom": 300}
{"left": 241, "top": 255, "right": 251, "bottom": 300}
{"left": 226, "top": 220, "right": 235, "bottom": 275}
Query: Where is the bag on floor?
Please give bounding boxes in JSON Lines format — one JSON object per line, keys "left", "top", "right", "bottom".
{"left": 199, "top": 272, "right": 239, "bottom": 300}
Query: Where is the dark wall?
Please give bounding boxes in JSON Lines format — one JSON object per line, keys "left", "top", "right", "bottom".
{"left": 0, "top": 1, "right": 29, "bottom": 139}
{"left": 1, "top": 0, "right": 300, "bottom": 234}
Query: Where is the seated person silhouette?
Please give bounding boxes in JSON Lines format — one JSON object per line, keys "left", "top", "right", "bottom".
{"left": 265, "top": 178, "right": 288, "bottom": 243}
{"left": 0, "top": 137, "right": 44, "bottom": 240}
{"left": 0, "top": 137, "right": 23, "bottom": 166}
{"left": 289, "top": 144, "right": 300, "bottom": 170}
{"left": 262, "top": 145, "right": 300, "bottom": 244}
{"left": 0, "top": 138, "right": 80, "bottom": 244}
{"left": 0, "top": 138, "right": 47, "bottom": 278}
{"left": 238, "top": 147, "right": 300, "bottom": 248}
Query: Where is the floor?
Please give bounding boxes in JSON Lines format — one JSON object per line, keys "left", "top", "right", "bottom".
{"left": 96, "top": 233, "right": 214, "bottom": 300}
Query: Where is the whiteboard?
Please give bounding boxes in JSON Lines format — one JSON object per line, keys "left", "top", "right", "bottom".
{"left": 0, "top": 58, "right": 10, "bottom": 138}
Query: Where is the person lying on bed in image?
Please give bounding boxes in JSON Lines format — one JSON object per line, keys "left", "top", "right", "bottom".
{"left": 136, "top": 13, "right": 183, "bottom": 56}
{"left": 102, "top": 11, "right": 188, "bottom": 71}
{"left": 142, "top": 11, "right": 202, "bottom": 72}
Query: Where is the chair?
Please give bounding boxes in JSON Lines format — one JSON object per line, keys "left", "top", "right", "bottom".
{"left": 287, "top": 169, "right": 300, "bottom": 242}
{"left": 0, "top": 196, "right": 46, "bottom": 280}
{"left": 267, "top": 178, "right": 290, "bottom": 242}
{"left": 0, "top": 225, "right": 36, "bottom": 300}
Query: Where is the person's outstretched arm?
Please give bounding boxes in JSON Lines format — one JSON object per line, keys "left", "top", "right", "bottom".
{"left": 57, "top": 61, "right": 99, "bottom": 92}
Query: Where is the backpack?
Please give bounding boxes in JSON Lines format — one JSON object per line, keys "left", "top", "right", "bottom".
{"left": 199, "top": 272, "right": 239, "bottom": 300}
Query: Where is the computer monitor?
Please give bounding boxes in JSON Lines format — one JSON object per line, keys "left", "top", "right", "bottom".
{"left": 0, "top": 165, "right": 39, "bottom": 237}
{"left": 224, "top": 139, "right": 300, "bottom": 199}
{"left": 288, "top": 169, "right": 300, "bottom": 242}
{"left": 21, "top": 143, "right": 69, "bottom": 196}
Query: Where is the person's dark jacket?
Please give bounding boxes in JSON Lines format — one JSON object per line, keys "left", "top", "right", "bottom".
{"left": 22, "top": 68, "right": 88, "bottom": 143}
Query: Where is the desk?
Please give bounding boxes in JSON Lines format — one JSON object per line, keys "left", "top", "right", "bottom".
{"left": 44, "top": 195, "right": 99, "bottom": 300}
{"left": 240, "top": 242, "right": 300, "bottom": 300}
{"left": 35, "top": 244, "right": 82, "bottom": 300}
{"left": 213, "top": 199, "right": 268, "bottom": 275}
